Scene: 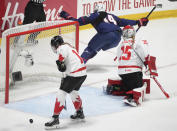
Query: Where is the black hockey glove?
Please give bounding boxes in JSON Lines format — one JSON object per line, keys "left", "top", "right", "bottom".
{"left": 56, "top": 60, "right": 66, "bottom": 72}
{"left": 137, "top": 17, "right": 149, "bottom": 27}
{"left": 60, "top": 11, "right": 72, "bottom": 20}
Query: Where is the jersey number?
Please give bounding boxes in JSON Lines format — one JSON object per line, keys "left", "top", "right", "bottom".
{"left": 72, "top": 50, "right": 84, "bottom": 64}
{"left": 119, "top": 45, "right": 131, "bottom": 60}
{"left": 104, "top": 15, "right": 117, "bottom": 25}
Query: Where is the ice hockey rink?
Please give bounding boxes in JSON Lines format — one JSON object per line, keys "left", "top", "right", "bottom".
{"left": 0, "top": 17, "right": 177, "bottom": 131}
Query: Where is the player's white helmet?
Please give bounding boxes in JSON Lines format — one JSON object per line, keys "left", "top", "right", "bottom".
{"left": 122, "top": 25, "right": 136, "bottom": 40}
{"left": 51, "top": 35, "right": 64, "bottom": 53}
{"left": 94, "top": 3, "right": 106, "bottom": 13}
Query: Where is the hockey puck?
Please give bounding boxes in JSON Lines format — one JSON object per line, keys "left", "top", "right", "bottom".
{"left": 29, "top": 118, "right": 33, "bottom": 124}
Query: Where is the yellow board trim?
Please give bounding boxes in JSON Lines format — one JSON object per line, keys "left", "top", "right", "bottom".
{"left": 1, "top": 9, "right": 177, "bottom": 45}
{"left": 79, "top": 9, "right": 177, "bottom": 30}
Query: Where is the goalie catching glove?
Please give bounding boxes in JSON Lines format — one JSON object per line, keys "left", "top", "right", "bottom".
{"left": 56, "top": 60, "right": 66, "bottom": 72}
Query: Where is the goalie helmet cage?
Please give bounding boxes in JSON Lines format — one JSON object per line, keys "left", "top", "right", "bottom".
{"left": 0, "top": 20, "right": 79, "bottom": 104}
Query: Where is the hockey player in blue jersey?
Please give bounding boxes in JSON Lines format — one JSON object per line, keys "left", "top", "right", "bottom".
{"left": 59, "top": 4, "right": 149, "bottom": 63}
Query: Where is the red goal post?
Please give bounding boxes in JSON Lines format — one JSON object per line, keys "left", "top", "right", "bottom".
{"left": 0, "top": 20, "right": 79, "bottom": 104}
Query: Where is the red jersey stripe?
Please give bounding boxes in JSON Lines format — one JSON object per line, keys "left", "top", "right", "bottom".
{"left": 71, "top": 66, "right": 86, "bottom": 74}
{"left": 118, "top": 65, "right": 142, "bottom": 69}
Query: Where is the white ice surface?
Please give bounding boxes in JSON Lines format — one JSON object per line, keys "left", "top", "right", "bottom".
{"left": 0, "top": 18, "right": 177, "bottom": 131}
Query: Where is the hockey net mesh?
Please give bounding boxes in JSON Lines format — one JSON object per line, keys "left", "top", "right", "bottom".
{"left": 0, "top": 20, "right": 79, "bottom": 104}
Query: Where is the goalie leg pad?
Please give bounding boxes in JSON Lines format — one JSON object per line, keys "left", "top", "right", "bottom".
{"left": 126, "top": 83, "right": 147, "bottom": 105}
{"left": 143, "top": 79, "right": 150, "bottom": 94}
{"left": 106, "top": 84, "right": 126, "bottom": 95}
{"left": 106, "top": 78, "right": 127, "bottom": 96}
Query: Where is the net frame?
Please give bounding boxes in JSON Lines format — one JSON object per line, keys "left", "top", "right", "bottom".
{"left": 1, "top": 20, "right": 79, "bottom": 104}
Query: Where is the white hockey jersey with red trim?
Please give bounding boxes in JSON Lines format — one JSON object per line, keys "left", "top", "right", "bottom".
{"left": 57, "top": 44, "right": 87, "bottom": 77}
{"left": 117, "top": 38, "right": 149, "bottom": 75}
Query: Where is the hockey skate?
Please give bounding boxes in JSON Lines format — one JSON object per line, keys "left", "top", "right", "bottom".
{"left": 70, "top": 108, "right": 85, "bottom": 120}
{"left": 45, "top": 115, "right": 60, "bottom": 129}
{"left": 124, "top": 83, "right": 147, "bottom": 107}
{"left": 123, "top": 95, "right": 138, "bottom": 107}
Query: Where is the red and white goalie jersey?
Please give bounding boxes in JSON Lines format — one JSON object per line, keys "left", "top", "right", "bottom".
{"left": 117, "top": 38, "right": 149, "bottom": 75}
{"left": 57, "top": 43, "right": 87, "bottom": 77}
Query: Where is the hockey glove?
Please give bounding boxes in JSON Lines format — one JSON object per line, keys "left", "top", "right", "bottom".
{"left": 138, "top": 18, "right": 149, "bottom": 27}
{"left": 60, "top": 11, "right": 72, "bottom": 20}
{"left": 56, "top": 60, "right": 66, "bottom": 72}
{"left": 144, "top": 66, "right": 158, "bottom": 77}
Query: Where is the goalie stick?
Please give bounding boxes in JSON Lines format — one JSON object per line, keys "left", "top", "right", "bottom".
{"left": 130, "top": 44, "right": 169, "bottom": 99}
{"left": 131, "top": 3, "right": 170, "bottom": 99}
{"left": 131, "top": 47, "right": 170, "bottom": 99}
{"left": 114, "top": 3, "right": 169, "bottom": 98}
{"left": 152, "top": 76, "right": 170, "bottom": 98}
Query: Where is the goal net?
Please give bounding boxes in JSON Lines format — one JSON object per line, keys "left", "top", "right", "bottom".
{"left": 0, "top": 20, "right": 79, "bottom": 104}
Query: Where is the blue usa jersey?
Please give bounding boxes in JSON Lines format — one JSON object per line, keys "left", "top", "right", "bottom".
{"left": 70, "top": 12, "right": 138, "bottom": 33}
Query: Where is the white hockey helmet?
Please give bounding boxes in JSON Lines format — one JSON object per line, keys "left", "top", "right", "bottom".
{"left": 122, "top": 25, "right": 136, "bottom": 39}
{"left": 94, "top": 3, "right": 106, "bottom": 13}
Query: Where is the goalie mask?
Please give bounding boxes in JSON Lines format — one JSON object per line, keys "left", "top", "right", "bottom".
{"left": 51, "top": 35, "right": 64, "bottom": 53}
{"left": 122, "top": 25, "right": 136, "bottom": 40}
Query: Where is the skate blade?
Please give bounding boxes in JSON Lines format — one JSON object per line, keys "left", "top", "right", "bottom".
{"left": 71, "top": 118, "right": 86, "bottom": 123}
{"left": 45, "top": 125, "right": 60, "bottom": 130}
{"left": 123, "top": 99, "right": 137, "bottom": 107}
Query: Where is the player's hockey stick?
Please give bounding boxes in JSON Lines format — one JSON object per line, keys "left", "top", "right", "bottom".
{"left": 136, "top": 4, "right": 162, "bottom": 32}
{"left": 113, "top": 4, "right": 162, "bottom": 61}
{"left": 152, "top": 76, "right": 170, "bottom": 98}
